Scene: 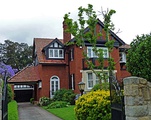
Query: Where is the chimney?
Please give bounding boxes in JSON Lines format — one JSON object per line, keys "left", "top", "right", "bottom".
{"left": 63, "top": 21, "right": 71, "bottom": 44}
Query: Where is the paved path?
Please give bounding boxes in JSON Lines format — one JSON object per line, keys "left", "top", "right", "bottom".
{"left": 18, "top": 102, "right": 62, "bottom": 120}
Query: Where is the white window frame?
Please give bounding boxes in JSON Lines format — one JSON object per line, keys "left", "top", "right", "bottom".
{"left": 50, "top": 76, "right": 60, "bottom": 98}
{"left": 120, "top": 52, "right": 126, "bottom": 63}
{"left": 38, "top": 81, "right": 42, "bottom": 88}
{"left": 70, "top": 49, "right": 73, "bottom": 61}
{"left": 87, "top": 47, "right": 109, "bottom": 58}
{"left": 87, "top": 71, "right": 109, "bottom": 89}
{"left": 71, "top": 74, "right": 74, "bottom": 90}
{"left": 87, "top": 72, "right": 93, "bottom": 89}
{"left": 49, "top": 49, "right": 64, "bottom": 58}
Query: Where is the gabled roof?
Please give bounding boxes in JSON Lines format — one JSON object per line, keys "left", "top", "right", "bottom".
{"left": 42, "top": 38, "right": 64, "bottom": 52}
{"left": 8, "top": 65, "right": 40, "bottom": 84}
{"left": 119, "top": 44, "right": 130, "bottom": 52}
{"left": 119, "top": 44, "right": 130, "bottom": 49}
{"left": 70, "top": 19, "right": 125, "bottom": 46}
{"left": 33, "top": 38, "right": 66, "bottom": 64}
{"left": 97, "top": 19, "right": 125, "bottom": 45}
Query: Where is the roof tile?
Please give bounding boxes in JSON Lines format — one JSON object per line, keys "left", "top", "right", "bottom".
{"left": 8, "top": 65, "right": 40, "bottom": 83}
{"left": 34, "top": 38, "right": 65, "bottom": 64}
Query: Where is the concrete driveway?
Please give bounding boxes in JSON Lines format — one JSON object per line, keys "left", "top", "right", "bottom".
{"left": 18, "top": 102, "right": 62, "bottom": 120}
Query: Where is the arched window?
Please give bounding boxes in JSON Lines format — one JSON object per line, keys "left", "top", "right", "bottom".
{"left": 50, "top": 76, "right": 60, "bottom": 98}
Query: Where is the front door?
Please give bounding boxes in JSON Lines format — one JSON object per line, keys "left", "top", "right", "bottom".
{"left": 50, "top": 76, "right": 60, "bottom": 98}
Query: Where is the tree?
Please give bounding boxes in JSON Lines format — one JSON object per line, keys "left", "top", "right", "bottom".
{"left": 1, "top": 40, "right": 33, "bottom": 70}
{"left": 126, "top": 33, "right": 151, "bottom": 81}
{"left": 0, "top": 62, "right": 16, "bottom": 103}
{"left": 64, "top": 4, "right": 116, "bottom": 85}
{"left": 0, "top": 62, "right": 16, "bottom": 78}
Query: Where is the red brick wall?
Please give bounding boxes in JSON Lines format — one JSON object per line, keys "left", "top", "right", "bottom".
{"left": 121, "top": 70, "right": 131, "bottom": 80}
{"left": 63, "top": 21, "right": 71, "bottom": 43}
{"left": 69, "top": 45, "right": 83, "bottom": 94}
{"left": 36, "top": 64, "right": 68, "bottom": 100}
{"left": 34, "top": 21, "right": 131, "bottom": 99}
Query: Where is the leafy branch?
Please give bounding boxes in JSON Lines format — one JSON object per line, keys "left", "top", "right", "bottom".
{"left": 64, "top": 4, "right": 116, "bottom": 87}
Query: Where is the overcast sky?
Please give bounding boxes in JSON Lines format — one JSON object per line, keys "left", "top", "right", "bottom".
{"left": 0, "top": 0, "right": 151, "bottom": 45}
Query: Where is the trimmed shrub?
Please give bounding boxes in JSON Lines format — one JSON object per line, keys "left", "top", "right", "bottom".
{"left": 8, "top": 100, "right": 19, "bottom": 120}
{"left": 7, "top": 84, "right": 14, "bottom": 103}
{"left": 47, "top": 101, "right": 69, "bottom": 109}
{"left": 39, "top": 97, "right": 53, "bottom": 106}
{"left": 91, "top": 82, "right": 109, "bottom": 91}
{"left": 53, "top": 89, "right": 76, "bottom": 105}
{"left": 75, "top": 90, "right": 111, "bottom": 120}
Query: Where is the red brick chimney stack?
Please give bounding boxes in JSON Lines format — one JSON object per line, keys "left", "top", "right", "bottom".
{"left": 63, "top": 21, "right": 71, "bottom": 44}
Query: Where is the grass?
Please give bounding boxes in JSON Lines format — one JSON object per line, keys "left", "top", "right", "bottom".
{"left": 8, "top": 100, "right": 19, "bottom": 120}
{"left": 43, "top": 105, "right": 76, "bottom": 120}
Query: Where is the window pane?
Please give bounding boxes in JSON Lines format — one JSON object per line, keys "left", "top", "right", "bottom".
{"left": 54, "top": 50, "right": 58, "bottom": 57}
{"left": 49, "top": 49, "right": 53, "bottom": 57}
{"left": 56, "top": 81, "right": 58, "bottom": 91}
{"left": 88, "top": 81, "right": 93, "bottom": 88}
{"left": 87, "top": 48, "right": 91, "bottom": 57}
{"left": 52, "top": 77, "right": 58, "bottom": 79}
{"left": 51, "top": 81, "right": 54, "bottom": 95}
{"left": 96, "top": 75, "right": 99, "bottom": 84}
{"left": 88, "top": 73, "right": 93, "bottom": 79}
{"left": 54, "top": 42, "right": 58, "bottom": 47}
{"left": 120, "top": 52, "right": 126, "bottom": 62}
{"left": 88, "top": 73, "right": 93, "bottom": 88}
{"left": 103, "top": 49, "right": 108, "bottom": 58}
{"left": 70, "top": 49, "right": 73, "bottom": 60}
{"left": 59, "top": 50, "right": 63, "bottom": 57}
{"left": 93, "top": 51, "right": 97, "bottom": 57}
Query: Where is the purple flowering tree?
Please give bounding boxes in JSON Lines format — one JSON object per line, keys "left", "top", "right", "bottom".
{"left": 0, "top": 62, "right": 17, "bottom": 78}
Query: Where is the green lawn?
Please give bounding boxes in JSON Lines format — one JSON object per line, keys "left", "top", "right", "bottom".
{"left": 43, "top": 105, "right": 76, "bottom": 120}
{"left": 8, "top": 100, "right": 19, "bottom": 120}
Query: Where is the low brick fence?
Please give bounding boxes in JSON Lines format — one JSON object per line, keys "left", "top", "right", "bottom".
{"left": 123, "top": 76, "right": 151, "bottom": 120}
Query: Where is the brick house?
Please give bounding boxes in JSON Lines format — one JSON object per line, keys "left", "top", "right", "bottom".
{"left": 9, "top": 19, "right": 130, "bottom": 102}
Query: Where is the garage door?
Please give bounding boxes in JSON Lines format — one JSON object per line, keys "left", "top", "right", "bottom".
{"left": 14, "top": 85, "right": 34, "bottom": 102}
{"left": 14, "top": 90, "right": 33, "bottom": 102}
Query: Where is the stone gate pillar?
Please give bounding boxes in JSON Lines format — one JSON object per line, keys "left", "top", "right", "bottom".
{"left": 123, "top": 76, "right": 151, "bottom": 120}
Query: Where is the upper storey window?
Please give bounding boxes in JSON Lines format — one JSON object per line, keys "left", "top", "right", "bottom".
{"left": 87, "top": 47, "right": 109, "bottom": 58}
{"left": 48, "top": 41, "right": 64, "bottom": 59}
{"left": 49, "top": 49, "right": 64, "bottom": 58}
{"left": 43, "top": 38, "right": 64, "bottom": 59}
{"left": 119, "top": 52, "right": 126, "bottom": 63}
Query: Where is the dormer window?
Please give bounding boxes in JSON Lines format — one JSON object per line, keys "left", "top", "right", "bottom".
{"left": 43, "top": 38, "right": 64, "bottom": 59}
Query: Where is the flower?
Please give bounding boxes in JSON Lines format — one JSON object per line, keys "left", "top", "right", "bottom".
{"left": 0, "top": 62, "right": 17, "bottom": 78}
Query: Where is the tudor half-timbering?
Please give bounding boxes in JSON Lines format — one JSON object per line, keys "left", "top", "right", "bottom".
{"left": 9, "top": 19, "right": 130, "bottom": 102}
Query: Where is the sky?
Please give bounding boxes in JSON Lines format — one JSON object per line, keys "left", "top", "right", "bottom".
{"left": 0, "top": 0, "right": 151, "bottom": 45}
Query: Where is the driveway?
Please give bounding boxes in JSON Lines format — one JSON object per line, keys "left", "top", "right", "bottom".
{"left": 18, "top": 102, "right": 62, "bottom": 120}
